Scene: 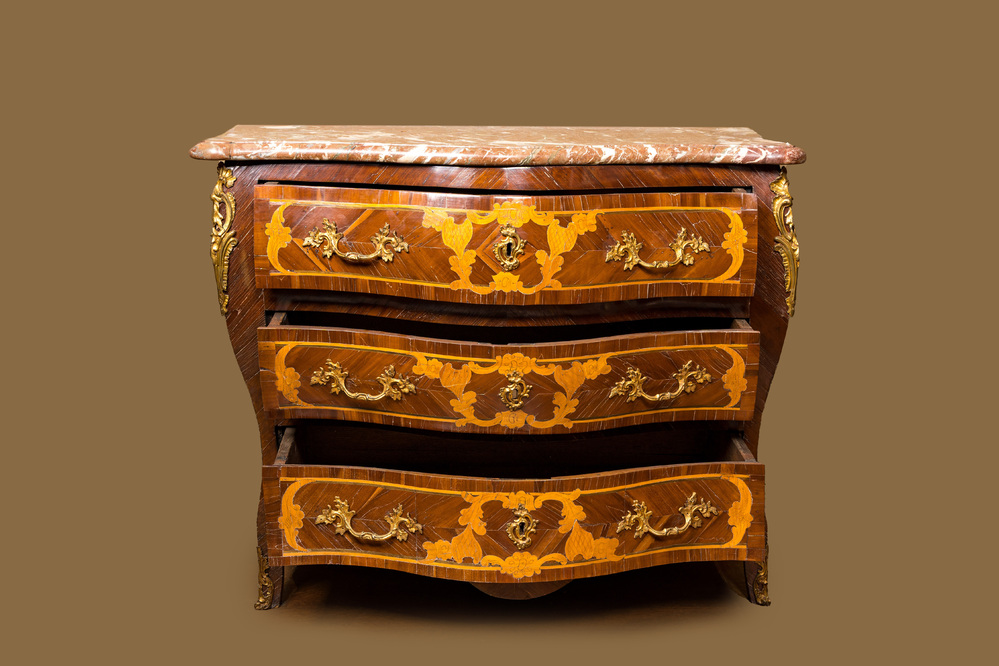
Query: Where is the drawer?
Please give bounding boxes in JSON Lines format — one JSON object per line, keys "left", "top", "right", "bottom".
{"left": 264, "top": 427, "right": 765, "bottom": 583}
{"left": 258, "top": 315, "right": 759, "bottom": 434}
{"left": 254, "top": 184, "right": 757, "bottom": 305}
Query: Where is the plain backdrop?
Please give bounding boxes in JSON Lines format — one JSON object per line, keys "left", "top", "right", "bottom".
{"left": 4, "top": 1, "right": 995, "bottom": 664}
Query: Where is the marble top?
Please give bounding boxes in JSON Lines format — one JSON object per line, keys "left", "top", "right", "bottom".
{"left": 190, "top": 126, "right": 805, "bottom": 166}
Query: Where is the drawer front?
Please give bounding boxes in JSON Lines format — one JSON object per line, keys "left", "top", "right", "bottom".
{"left": 265, "top": 463, "right": 765, "bottom": 582}
{"left": 254, "top": 184, "right": 757, "bottom": 305}
{"left": 259, "top": 325, "right": 758, "bottom": 433}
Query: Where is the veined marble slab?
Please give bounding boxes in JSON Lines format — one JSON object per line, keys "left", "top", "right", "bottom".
{"left": 190, "top": 126, "right": 805, "bottom": 166}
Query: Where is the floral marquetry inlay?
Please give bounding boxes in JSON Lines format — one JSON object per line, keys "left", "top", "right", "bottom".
{"left": 421, "top": 490, "right": 622, "bottom": 579}
{"left": 276, "top": 475, "right": 756, "bottom": 573}
{"left": 268, "top": 340, "right": 752, "bottom": 431}
{"left": 261, "top": 198, "right": 749, "bottom": 297}
{"left": 410, "top": 351, "right": 612, "bottom": 430}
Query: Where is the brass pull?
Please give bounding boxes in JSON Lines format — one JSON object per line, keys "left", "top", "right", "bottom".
{"left": 605, "top": 228, "right": 708, "bottom": 271}
{"left": 609, "top": 360, "right": 712, "bottom": 402}
{"left": 303, "top": 219, "right": 409, "bottom": 263}
{"left": 316, "top": 497, "right": 423, "bottom": 542}
{"left": 616, "top": 492, "right": 719, "bottom": 539}
{"left": 505, "top": 503, "right": 538, "bottom": 550}
{"left": 310, "top": 361, "right": 416, "bottom": 401}
{"left": 492, "top": 224, "right": 527, "bottom": 270}
{"left": 499, "top": 371, "right": 532, "bottom": 411}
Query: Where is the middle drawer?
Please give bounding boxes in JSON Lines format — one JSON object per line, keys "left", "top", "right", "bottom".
{"left": 259, "top": 315, "right": 758, "bottom": 434}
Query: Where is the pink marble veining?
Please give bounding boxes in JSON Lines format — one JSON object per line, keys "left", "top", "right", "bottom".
{"left": 190, "top": 126, "right": 805, "bottom": 166}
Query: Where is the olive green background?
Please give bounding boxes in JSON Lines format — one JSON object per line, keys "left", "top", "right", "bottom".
{"left": 7, "top": 1, "right": 993, "bottom": 664}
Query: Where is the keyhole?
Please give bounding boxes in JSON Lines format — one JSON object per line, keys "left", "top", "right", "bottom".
{"left": 516, "top": 522, "right": 526, "bottom": 537}
{"left": 509, "top": 387, "right": 520, "bottom": 400}
{"left": 502, "top": 239, "right": 515, "bottom": 260}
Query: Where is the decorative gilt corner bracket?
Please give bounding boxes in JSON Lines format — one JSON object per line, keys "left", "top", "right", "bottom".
{"left": 303, "top": 219, "right": 409, "bottom": 263}
{"left": 610, "top": 360, "right": 713, "bottom": 403}
{"left": 310, "top": 360, "right": 416, "bottom": 402}
{"left": 210, "top": 162, "right": 237, "bottom": 315}
{"left": 315, "top": 497, "right": 423, "bottom": 542}
{"left": 754, "top": 533, "right": 772, "bottom": 605}
{"left": 771, "top": 167, "right": 799, "bottom": 316}
{"left": 254, "top": 547, "right": 274, "bottom": 610}
{"left": 616, "top": 492, "right": 719, "bottom": 539}
{"left": 606, "top": 227, "right": 709, "bottom": 271}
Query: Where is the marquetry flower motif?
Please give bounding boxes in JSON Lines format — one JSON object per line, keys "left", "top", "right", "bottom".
{"left": 412, "top": 357, "right": 443, "bottom": 379}
{"left": 568, "top": 210, "right": 599, "bottom": 235}
{"left": 421, "top": 207, "right": 453, "bottom": 230}
{"left": 727, "top": 495, "right": 753, "bottom": 535}
{"left": 502, "top": 491, "right": 538, "bottom": 511}
{"left": 495, "top": 353, "right": 537, "bottom": 375}
{"left": 421, "top": 540, "right": 452, "bottom": 561}
{"left": 278, "top": 502, "right": 304, "bottom": 534}
{"left": 265, "top": 217, "right": 292, "bottom": 248}
{"left": 276, "top": 367, "right": 302, "bottom": 403}
{"left": 722, "top": 365, "right": 747, "bottom": 398}
{"left": 490, "top": 271, "right": 524, "bottom": 292}
{"left": 499, "top": 551, "right": 543, "bottom": 578}
{"left": 722, "top": 226, "right": 748, "bottom": 251}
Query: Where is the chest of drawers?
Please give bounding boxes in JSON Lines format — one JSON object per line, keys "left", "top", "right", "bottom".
{"left": 191, "top": 126, "right": 804, "bottom": 608}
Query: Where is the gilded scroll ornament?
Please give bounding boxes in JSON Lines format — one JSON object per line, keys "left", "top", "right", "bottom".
{"left": 610, "top": 360, "right": 712, "bottom": 403}
{"left": 315, "top": 497, "right": 423, "bottom": 542}
{"left": 754, "top": 533, "right": 771, "bottom": 605}
{"left": 310, "top": 360, "right": 416, "bottom": 402}
{"left": 254, "top": 547, "right": 274, "bottom": 610}
{"left": 771, "top": 167, "right": 799, "bottom": 316}
{"left": 616, "top": 493, "right": 719, "bottom": 539}
{"left": 605, "top": 228, "right": 709, "bottom": 271}
{"left": 505, "top": 503, "right": 538, "bottom": 550}
{"left": 499, "top": 371, "right": 532, "bottom": 411}
{"left": 210, "top": 162, "right": 237, "bottom": 315}
{"left": 303, "top": 219, "right": 409, "bottom": 263}
{"left": 492, "top": 224, "right": 528, "bottom": 270}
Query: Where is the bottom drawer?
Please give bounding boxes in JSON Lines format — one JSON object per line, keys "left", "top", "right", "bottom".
{"left": 264, "top": 427, "right": 765, "bottom": 583}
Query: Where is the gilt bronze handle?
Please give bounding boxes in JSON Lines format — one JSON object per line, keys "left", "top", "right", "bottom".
{"left": 609, "top": 360, "right": 712, "bottom": 403}
{"left": 303, "top": 219, "right": 409, "bottom": 263}
{"left": 315, "top": 497, "right": 423, "bottom": 542}
{"left": 310, "top": 361, "right": 416, "bottom": 402}
{"left": 605, "top": 228, "right": 709, "bottom": 271}
{"left": 616, "top": 493, "right": 719, "bottom": 539}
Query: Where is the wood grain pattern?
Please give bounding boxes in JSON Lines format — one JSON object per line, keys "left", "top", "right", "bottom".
{"left": 258, "top": 322, "right": 758, "bottom": 433}
{"left": 262, "top": 430, "right": 765, "bottom": 584}
{"left": 201, "top": 157, "right": 797, "bottom": 607}
{"left": 253, "top": 184, "right": 757, "bottom": 305}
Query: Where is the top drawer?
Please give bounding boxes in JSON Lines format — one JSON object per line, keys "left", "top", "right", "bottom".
{"left": 254, "top": 184, "right": 757, "bottom": 306}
